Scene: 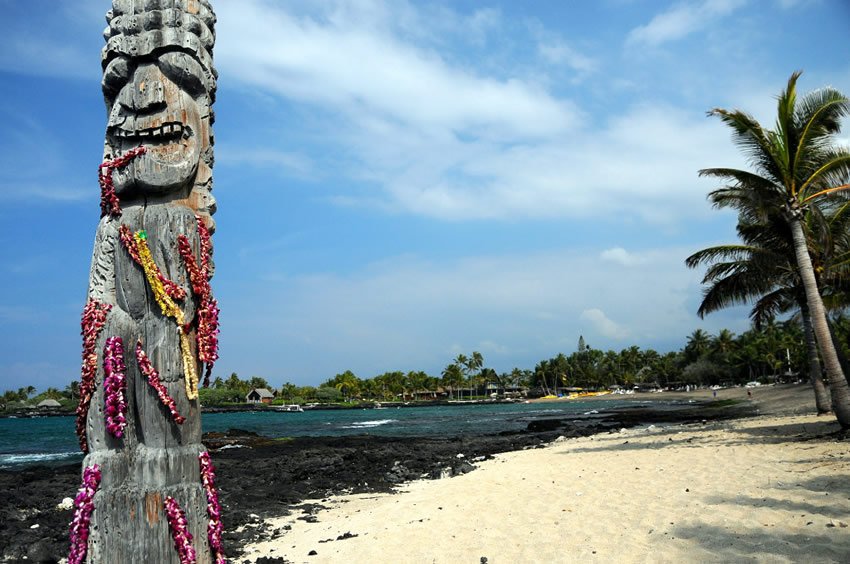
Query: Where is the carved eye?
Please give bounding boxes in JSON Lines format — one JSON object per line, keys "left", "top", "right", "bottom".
{"left": 158, "top": 51, "right": 207, "bottom": 98}
{"left": 102, "top": 57, "right": 131, "bottom": 100}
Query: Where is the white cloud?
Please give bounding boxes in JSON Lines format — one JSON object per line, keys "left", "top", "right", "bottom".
{"left": 218, "top": 243, "right": 749, "bottom": 381}
{"left": 217, "top": 147, "right": 316, "bottom": 179}
{"left": 215, "top": 2, "right": 578, "bottom": 141}
{"left": 466, "top": 8, "right": 502, "bottom": 46}
{"left": 600, "top": 247, "right": 647, "bottom": 266}
{"left": 537, "top": 41, "right": 595, "bottom": 73}
{"left": 580, "top": 308, "right": 631, "bottom": 340}
{"left": 527, "top": 19, "right": 596, "bottom": 74}
{"left": 213, "top": 2, "right": 746, "bottom": 224}
{"left": 627, "top": 0, "right": 747, "bottom": 47}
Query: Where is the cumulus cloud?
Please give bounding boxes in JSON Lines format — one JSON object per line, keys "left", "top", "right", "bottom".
{"left": 627, "top": 0, "right": 747, "bottom": 47}
{"left": 580, "top": 308, "right": 631, "bottom": 340}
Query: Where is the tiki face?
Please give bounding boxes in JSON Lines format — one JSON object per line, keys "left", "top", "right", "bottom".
{"left": 103, "top": 51, "right": 211, "bottom": 197}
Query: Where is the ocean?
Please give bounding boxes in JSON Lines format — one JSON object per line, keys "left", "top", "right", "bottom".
{"left": 0, "top": 400, "right": 639, "bottom": 470}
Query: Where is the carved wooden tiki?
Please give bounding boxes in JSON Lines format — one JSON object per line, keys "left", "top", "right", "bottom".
{"left": 70, "top": 1, "right": 223, "bottom": 562}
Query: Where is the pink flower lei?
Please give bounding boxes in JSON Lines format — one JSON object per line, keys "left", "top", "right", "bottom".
{"left": 177, "top": 216, "right": 220, "bottom": 387}
{"left": 135, "top": 340, "right": 186, "bottom": 425}
{"left": 199, "top": 451, "right": 226, "bottom": 563}
{"left": 103, "top": 336, "right": 128, "bottom": 438}
{"left": 98, "top": 146, "right": 146, "bottom": 218}
{"left": 68, "top": 464, "right": 102, "bottom": 564}
{"left": 77, "top": 300, "right": 111, "bottom": 453}
{"left": 164, "top": 496, "right": 198, "bottom": 564}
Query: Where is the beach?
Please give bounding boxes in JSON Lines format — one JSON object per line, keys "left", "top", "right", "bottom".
{"left": 242, "top": 386, "right": 850, "bottom": 563}
{"left": 2, "top": 384, "right": 848, "bottom": 562}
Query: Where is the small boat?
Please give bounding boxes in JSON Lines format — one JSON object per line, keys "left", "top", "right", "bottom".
{"left": 275, "top": 404, "right": 304, "bottom": 413}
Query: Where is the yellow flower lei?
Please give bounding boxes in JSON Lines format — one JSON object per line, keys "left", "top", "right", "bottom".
{"left": 180, "top": 332, "right": 199, "bottom": 400}
{"left": 134, "top": 231, "right": 184, "bottom": 325}
{"left": 132, "top": 230, "right": 199, "bottom": 400}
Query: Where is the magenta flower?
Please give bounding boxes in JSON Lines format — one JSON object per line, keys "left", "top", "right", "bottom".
{"left": 164, "top": 496, "right": 197, "bottom": 564}
{"left": 68, "top": 464, "right": 101, "bottom": 564}
{"left": 77, "top": 300, "right": 111, "bottom": 452}
{"left": 199, "top": 451, "right": 226, "bottom": 563}
{"left": 136, "top": 340, "right": 186, "bottom": 424}
{"left": 103, "top": 336, "right": 128, "bottom": 438}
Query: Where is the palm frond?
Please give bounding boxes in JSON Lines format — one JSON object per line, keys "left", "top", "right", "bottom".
{"left": 751, "top": 287, "right": 796, "bottom": 326}
{"left": 800, "top": 154, "right": 850, "bottom": 202}
{"left": 707, "top": 109, "right": 784, "bottom": 181}
{"left": 696, "top": 270, "right": 778, "bottom": 318}
{"left": 685, "top": 244, "right": 760, "bottom": 269}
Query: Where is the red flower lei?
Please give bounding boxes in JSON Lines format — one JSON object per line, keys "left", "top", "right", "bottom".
{"left": 67, "top": 464, "right": 101, "bottom": 564}
{"left": 103, "top": 336, "right": 128, "bottom": 438}
{"left": 77, "top": 300, "right": 111, "bottom": 453}
{"left": 135, "top": 340, "right": 186, "bottom": 424}
{"left": 164, "top": 496, "right": 197, "bottom": 564}
{"left": 98, "top": 146, "right": 146, "bottom": 218}
{"left": 177, "top": 216, "right": 220, "bottom": 387}
{"left": 199, "top": 451, "right": 226, "bottom": 563}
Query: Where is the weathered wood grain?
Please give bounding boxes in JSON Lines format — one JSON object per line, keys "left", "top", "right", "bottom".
{"left": 78, "top": 1, "right": 218, "bottom": 561}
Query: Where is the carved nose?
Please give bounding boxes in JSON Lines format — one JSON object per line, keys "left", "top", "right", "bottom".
{"left": 117, "top": 65, "right": 166, "bottom": 113}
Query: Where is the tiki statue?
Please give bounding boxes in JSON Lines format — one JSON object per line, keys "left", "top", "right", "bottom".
{"left": 69, "top": 1, "right": 223, "bottom": 562}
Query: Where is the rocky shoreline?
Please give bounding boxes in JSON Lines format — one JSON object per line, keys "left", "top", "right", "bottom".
{"left": 0, "top": 399, "right": 755, "bottom": 562}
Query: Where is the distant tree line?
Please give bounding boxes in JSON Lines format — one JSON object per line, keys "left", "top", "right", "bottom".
{"left": 5, "top": 314, "right": 850, "bottom": 412}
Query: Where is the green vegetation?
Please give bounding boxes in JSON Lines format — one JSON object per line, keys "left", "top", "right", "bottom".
{"left": 10, "top": 316, "right": 850, "bottom": 412}
{"left": 693, "top": 71, "right": 850, "bottom": 427}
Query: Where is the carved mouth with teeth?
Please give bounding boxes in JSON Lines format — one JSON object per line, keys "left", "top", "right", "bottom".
{"left": 109, "top": 122, "right": 192, "bottom": 146}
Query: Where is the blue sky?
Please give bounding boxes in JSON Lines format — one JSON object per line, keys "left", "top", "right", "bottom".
{"left": 1, "top": 0, "right": 849, "bottom": 392}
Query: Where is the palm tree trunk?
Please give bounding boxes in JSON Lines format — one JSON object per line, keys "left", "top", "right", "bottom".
{"left": 799, "top": 298, "right": 831, "bottom": 413}
{"left": 789, "top": 213, "right": 850, "bottom": 427}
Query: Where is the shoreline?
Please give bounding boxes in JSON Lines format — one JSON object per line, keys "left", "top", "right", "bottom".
{"left": 244, "top": 409, "right": 849, "bottom": 563}
{"left": 0, "top": 384, "right": 839, "bottom": 562}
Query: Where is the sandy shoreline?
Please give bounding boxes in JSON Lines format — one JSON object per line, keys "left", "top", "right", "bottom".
{"left": 244, "top": 389, "right": 850, "bottom": 563}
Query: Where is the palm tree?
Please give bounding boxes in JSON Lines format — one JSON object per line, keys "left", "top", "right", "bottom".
{"left": 686, "top": 212, "right": 832, "bottom": 412}
{"left": 65, "top": 380, "right": 80, "bottom": 402}
{"left": 333, "top": 370, "right": 360, "bottom": 402}
{"left": 465, "top": 352, "right": 484, "bottom": 397}
{"left": 684, "top": 329, "right": 711, "bottom": 363}
{"left": 703, "top": 71, "right": 850, "bottom": 426}
{"left": 280, "top": 382, "right": 298, "bottom": 402}
{"left": 441, "top": 363, "right": 464, "bottom": 400}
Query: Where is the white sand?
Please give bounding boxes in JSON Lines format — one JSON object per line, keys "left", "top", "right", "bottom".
{"left": 243, "top": 412, "right": 850, "bottom": 563}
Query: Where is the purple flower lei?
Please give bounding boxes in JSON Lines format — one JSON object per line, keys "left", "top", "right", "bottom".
{"left": 68, "top": 464, "right": 102, "bottom": 564}
{"left": 135, "top": 340, "right": 186, "bottom": 425}
{"left": 103, "top": 336, "right": 128, "bottom": 438}
{"left": 164, "top": 496, "right": 198, "bottom": 564}
{"left": 199, "top": 451, "right": 226, "bottom": 563}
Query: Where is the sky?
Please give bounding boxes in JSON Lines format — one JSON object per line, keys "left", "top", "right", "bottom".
{"left": 0, "top": 0, "right": 849, "bottom": 392}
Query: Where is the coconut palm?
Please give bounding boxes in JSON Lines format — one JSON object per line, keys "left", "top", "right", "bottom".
{"left": 686, "top": 211, "right": 832, "bottom": 412}
{"left": 684, "top": 329, "right": 711, "bottom": 363}
{"left": 334, "top": 370, "right": 360, "bottom": 402}
{"left": 702, "top": 71, "right": 850, "bottom": 426}
{"left": 441, "top": 363, "right": 464, "bottom": 400}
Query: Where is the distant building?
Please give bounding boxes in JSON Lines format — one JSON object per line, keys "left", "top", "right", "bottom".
{"left": 37, "top": 398, "right": 62, "bottom": 409}
{"left": 246, "top": 388, "right": 275, "bottom": 404}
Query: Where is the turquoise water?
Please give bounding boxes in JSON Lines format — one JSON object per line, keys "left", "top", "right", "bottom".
{"left": 0, "top": 401, "right": 628, "bottom": 469}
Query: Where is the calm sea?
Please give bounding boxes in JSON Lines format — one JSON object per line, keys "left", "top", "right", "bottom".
{"left": 0, "top": 400, "right": 640, "bottom": 470}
